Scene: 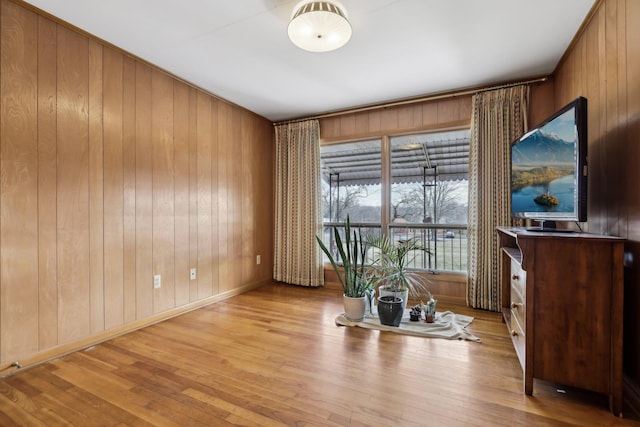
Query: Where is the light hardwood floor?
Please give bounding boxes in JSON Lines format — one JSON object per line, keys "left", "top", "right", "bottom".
{"left": 0, "top": 284, "right": 637, "bottom": 426}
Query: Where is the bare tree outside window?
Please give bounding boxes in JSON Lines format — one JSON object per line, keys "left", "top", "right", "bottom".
{"left": 320, "top": 140, "right": 381, "bottom": 224}
{"left": 322, "top": 184, "right": 372, "bottom": 222}
{"left": 391, "top": 180, "right": 468, "bottom": 224}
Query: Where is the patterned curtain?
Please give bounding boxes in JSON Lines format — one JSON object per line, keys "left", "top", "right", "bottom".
{"left": 274, "top": 120, "right": 324, "bottom": 287}
{"left": 467, "top": 86, "right": 529, "bottom": 311}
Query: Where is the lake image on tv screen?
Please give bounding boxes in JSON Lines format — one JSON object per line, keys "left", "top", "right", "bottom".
{"left": 511, "top": 109, "right": 576, "bottom": 214}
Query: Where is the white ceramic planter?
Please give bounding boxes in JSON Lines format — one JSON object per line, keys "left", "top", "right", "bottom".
{"left": 343, "top": 295, "right": 366, "bottom": 321}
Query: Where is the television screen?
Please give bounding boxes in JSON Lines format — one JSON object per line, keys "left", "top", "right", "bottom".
{"left": 511, "top": 97, "right": 587, "bottom": 225}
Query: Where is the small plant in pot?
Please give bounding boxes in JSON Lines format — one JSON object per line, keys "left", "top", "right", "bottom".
{"left": 409, "top": 304, "right": 422, "bottom": 322}
{"left": 316, "top": 217, "right": 375, "bottom": 321}
{"left": 366, "top": 234, "right": 431, "bottom": 327}
{"left": 421, "top": 294, "right": 437, "bottom": 323}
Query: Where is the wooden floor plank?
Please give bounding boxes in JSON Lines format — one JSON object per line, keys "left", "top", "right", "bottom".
{"left": 0, "top": 284, "right": 637, "bottom": 426}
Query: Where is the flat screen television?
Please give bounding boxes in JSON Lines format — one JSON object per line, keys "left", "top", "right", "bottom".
{"left": 510, "top": 96, "right": 587, "bottom": 230}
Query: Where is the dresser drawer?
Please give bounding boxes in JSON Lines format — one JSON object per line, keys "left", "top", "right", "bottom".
{"left": 509, "top": 310, "right": 526, "bottom": 369}
{"left": 510, "top": 259, "right": 526, "bottom": 298}
{"left": 510, "top": 284, "right": 525, "bottom": 333}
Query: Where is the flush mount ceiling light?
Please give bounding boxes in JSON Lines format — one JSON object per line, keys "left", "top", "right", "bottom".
{"left": 288, "top": 1, "right": 352, "bottom": 53}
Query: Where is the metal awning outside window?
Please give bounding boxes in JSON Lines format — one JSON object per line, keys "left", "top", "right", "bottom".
{"left": 321, "top": 129, "right": 470, "bottom": 186}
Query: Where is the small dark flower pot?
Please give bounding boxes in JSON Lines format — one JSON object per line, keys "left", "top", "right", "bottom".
{"left": 377, "top": 295, "right": 404, "bottom": 327}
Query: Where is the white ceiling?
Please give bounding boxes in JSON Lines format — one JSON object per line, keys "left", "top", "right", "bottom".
{"left": 23, "top": 0, "right": 595, "bottom": 122}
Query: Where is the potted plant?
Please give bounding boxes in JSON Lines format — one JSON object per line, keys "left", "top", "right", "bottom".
{"left": 366, "top": 234, "right": 431, "bottom": 326}
{"left": 421, "top": 294, "right": 437, "bottom": 323}
{"left": 316, "top": 217, "right": 375, "bottom": 321}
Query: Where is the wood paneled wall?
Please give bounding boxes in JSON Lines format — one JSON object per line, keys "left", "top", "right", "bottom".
{"left": 548, "top": 0, "right": 640, "bottom": 412}
{"left": 318, "top": 83, "right": 554, "bottom": 144}
{"left": 0, "top": 0, "right": 274, "bottom": 367}
{"left": 319, "top": 95, "right": 473, "bottom": 142}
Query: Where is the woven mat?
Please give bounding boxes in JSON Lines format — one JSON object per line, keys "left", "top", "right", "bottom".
{"left": 335, "top": 309, "right": 480, "bottom": 342}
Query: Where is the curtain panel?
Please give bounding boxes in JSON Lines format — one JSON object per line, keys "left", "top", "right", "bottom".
{"left": 274, "top": 120, "right": 324, "bottom": 287}
{"left": 467, "top": 86, "right": 529, "bottom": 311}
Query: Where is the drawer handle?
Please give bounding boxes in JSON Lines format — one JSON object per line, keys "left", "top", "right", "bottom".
{"left": 512, "top": 274, "right": 520, "bottom": 280}
{"left": 511, "top": 302, "right": 519, "bottom": 309}
{"left": 511, "top": 330, "right": 518, "bottom": 337}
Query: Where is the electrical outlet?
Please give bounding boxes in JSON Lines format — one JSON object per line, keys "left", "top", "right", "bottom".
{"left": 190, "top": 268, "right": 197, "bottom": 280}
{"left": 153, "top": 274, "right": 161, "bottom": 289}
{"left": 256, "top": 255, "right": 261, "bottom": 265}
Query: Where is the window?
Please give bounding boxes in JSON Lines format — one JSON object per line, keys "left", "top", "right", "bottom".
{"left": 389, "top": 130, "right": 469, "bottom": 271}
{"left": 321, "top": 139, "right": 381, "bottom": 223}
{"left": 320, "top": 129, "right": 470, "bottom": 273}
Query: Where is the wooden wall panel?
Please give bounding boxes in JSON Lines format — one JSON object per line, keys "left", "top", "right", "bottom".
{"left": 0, "top": 2, "right": 39, "bottom": 361}
{"left": 368, "top": 110, "right": 382, "bottom": 133}
{"left": 122, "top": 56, "right": 137, "bottom": 324}
{"left": 340, "top": 113, "right": 356, "bottom": 136}
{"left": 134, "top": 63, "right": 153, "bottom": 320}
{"left": 103, "top": 47, "right": 124, "bottom": 329}
{"left": 196, "top": 92, "right": 213, "bottom": 299}
{"left": 173, "top": 81, "right": 190, "bottom": 307}
{"left": 228, "top": 108, "right": 243, "bottom": 290}
{"left": 241, "top": 111, "right": 255, "bottom": 285}
{"left": 36, "top": 15, "right": 58, "bottom": 351}
{"left": 582, "top": 12, "right": 602, "bottom": 231}
{"left": 528, "top": 80, "right": 555, "bottom": 127}
{"left": 320, "top": 117, "right": 338, "bottom": 140}
{"left": 209, "top": 99, "right": 219, "bottom": 297}
{"left": 612, "top": 0, "right": 628, "bottom": 237}
{"left": 188, "top": 87, "right": 198, "bottom": 302}
{"left": 397, "top": 105, "right": 414, "bottom": 129}
{"left": 604, "top": 0, "right": 623, "bottom": 236}
{"left": 319, "top": 95, "right": 473, "bottom": 142}
{"left": 56, "top": 26, "right": 90, "bottom": 344}
{"left": 217, "top": 102, "right": 230, "bottom": 293}
{"left": 151, "top": 70, "right": 175, "bottom": 313}
{"left": 88, "top": 40, "right": 105, "bottom": 334}
{"left": 258, "top": 121, "right": 275, "bottom": 279}
{"left": 422, "top": 102, "right": 438, "bottom": 126}
{"left": 436, "top": 98, "right": 461, "bottom": 123}
{"left": 380, "top": 108, "right": 398, "bottom": 132}
{"left": 355, "top": 113, "right": 369, "bottom": 135}
{"left": 593, "top": 7, "right": 607, "bottom": 233}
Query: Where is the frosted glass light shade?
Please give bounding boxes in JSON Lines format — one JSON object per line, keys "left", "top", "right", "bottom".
{"left": 288, "top": 1, "right": 352, "bottom": 53}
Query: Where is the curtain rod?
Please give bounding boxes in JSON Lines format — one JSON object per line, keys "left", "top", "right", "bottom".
{"left": 273, "top": 76, "right": 549, "bottom": 126}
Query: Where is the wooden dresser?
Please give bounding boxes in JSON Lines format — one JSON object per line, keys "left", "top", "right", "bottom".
{"left": 496, "top": 227, "right": 625, "bottom": 416}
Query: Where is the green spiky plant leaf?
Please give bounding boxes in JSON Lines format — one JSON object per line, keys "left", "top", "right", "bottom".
{"left": 365, "top": 233, "right": 431, "bottom": 299}
{"left": 316, "top": 216, "right": 376, "bottom": 298}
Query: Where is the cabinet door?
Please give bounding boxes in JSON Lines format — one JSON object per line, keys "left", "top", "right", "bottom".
{"left": 532, "top": 239, "right": 612, "bottom": 393}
